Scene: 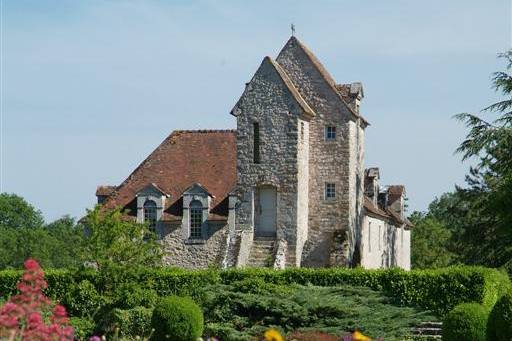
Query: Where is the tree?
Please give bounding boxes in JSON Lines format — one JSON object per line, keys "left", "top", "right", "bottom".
{"left": 452, "top": 50, "right": 512, "bottom": 268}
{"left": 410, "top": 211, "right": 455, "bottom": 269}
{"left": 79, "top": 206, "right": 162, "bottom": 270}
{"left": 0, "top": 193, "right": 44, "bottom": 229}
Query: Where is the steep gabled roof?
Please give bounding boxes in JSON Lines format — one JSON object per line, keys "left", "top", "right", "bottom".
{"left": 231, "top": 56, "right": 315, "bottom": 118}
{"left": 102, "top": 130, "right": 237, "bottom": 217}
{"left": 277, "top": 36, "right": 369, "bottom": 126}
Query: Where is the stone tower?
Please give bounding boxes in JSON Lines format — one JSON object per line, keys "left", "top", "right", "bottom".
{"left": 231, "top": 37, "right": 367, "bottom": 267}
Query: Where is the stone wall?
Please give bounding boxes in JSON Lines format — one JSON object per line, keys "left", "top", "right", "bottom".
{"left": 295, "top": 118, "right": 309, "bottom": 266}
{"left": 161, "top": 221, "right": 228, "bottom": 268}
{"left": 277, "top": 37, "right": 362, "bottom": 267}
{"left": 232, "top": 57, "right": 309, "bottom": 261}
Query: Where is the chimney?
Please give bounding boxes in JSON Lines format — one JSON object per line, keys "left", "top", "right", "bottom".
{"left": 335, "top": 82, "right": 364, "bottom": 113}
{"left": 386, "top": 185, "right": 406, "bottom": 218}
{"left": 95, "top": 185, "right": 116, "bottom": 204}
{"left": 364, "top": 168, "right": 380, "bottom": 206}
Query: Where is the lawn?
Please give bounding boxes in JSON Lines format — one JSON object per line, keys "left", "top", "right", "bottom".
{"left": 196, "top": 278, "right": 439, "bottom": 341}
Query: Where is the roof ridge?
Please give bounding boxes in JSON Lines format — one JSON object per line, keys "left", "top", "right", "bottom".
{"left": 264, "top": 56, "right": 315, "bottom": 118}
{"left": 280, "top": 36, "right": 369, "bottom": 126}
{"left": 172, "top": 129, "right": 236, "bottom": 134}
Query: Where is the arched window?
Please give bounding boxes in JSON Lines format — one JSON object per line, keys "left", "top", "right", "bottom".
{"left": 190, "top": 200, "right": 203, "bottom": 239}
{"left": 143, "top": 200, "right": 157, "bottom": 229}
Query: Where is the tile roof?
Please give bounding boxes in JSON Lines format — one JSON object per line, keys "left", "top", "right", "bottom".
{"left": 102, "top": 130, "right": 237, "bottom": 219}
{"left": 363, "top": 196, "right": 413, "bottom": 228}
{"left": 281, "top": 36, "right": 369, "bottom": 126}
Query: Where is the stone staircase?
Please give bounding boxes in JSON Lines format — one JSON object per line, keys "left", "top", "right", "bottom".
{"left": 411, "top": 321, "right": 442, "bottom": 339}
{"left": 247, "top": 237, "right": 276, "bottom": 267}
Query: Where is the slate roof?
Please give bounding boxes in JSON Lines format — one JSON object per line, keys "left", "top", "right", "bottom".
{"left": 101, "top": 130, "right": 237, "bottom": 220}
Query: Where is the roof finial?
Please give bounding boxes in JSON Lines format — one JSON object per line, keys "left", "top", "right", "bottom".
{"left": 291, "top": 23, "right": 295, "bottom": 37}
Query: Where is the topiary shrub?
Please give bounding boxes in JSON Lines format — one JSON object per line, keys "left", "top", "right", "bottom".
{"left": 151, "top": 296, "right": 203, "bottom": 341}
{"left": 487, "top": 291, "right": 512, "bottom": 340}
{"left": 442, "top": 303, "right": 488, "bottom": 341}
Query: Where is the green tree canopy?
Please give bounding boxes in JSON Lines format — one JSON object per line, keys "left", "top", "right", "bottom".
{"left": 79, "top": 206, "right": 162, "bottom": 270}
{"left": 0, "top": 193, "right": 44, "bottom": 229}
{"left": 410, "top": 211, "right": 454, "bottom": 269}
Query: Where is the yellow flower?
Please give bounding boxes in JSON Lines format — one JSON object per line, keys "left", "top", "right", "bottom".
{"left": 352, "top": 330, "right": 371, "bottom": 341}
{"left": 263, "top": 328, "right": 284, "bottom": 341}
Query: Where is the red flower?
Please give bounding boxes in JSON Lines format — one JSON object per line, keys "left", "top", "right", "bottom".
{"left": 0, "top": 258, "right": 74, "bottom": 340}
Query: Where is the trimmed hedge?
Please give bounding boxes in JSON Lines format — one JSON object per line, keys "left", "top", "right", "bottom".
{"left": 0, "top": 266, "right": 508, "bottom": 317}
{"left": 442, "top": 303, "right": 488, "bottom": 341}
{"left": 151, "top": 296, "right": 204, "bottom": 341}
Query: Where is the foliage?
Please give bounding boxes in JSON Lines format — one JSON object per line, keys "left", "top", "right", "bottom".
{"left": 69, "top": 317, "right": 96, "bottom": 341}
{"left": 151, "top": 295, "right": 204, "bottom": 341}
{"left": 62, "top": 279, "right": 105, "bottom": 318}
{"left": 0, "top": 259, "right": 74, "bottom": 340}
{"left": 113, "top": 283, "right": 158, "bottom": 309}
{"left": 0, "top": 194, "right": 84, "bottom": 270}
{"left": 103, "top": 307, "right": 153, "bottom": 338}
{"left": 199, "top": 283, "right": 434, "bottom": 341}
{"left": 0, "top": 193, "right": 45, "bottom": 230}
{"left": 0, "top": 266, "right": 508, "bottom": 319}
{"left": 409, "top": 212, "right": 454, "bottom": 269}
{"left": 487, "top": 290, "right": 512, "bottom": 340}
{"left": 442, "top": 303, "right": 488, "bottom": 341}
{"left": 79, "top": 206, "right": 162, "bottom": 270}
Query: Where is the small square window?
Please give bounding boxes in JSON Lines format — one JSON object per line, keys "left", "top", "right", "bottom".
{"left": 325, "top": 183, "right": 336, "bottom": 200}
{"left": 325, "top": 126, "right": 336, "bottom": 140}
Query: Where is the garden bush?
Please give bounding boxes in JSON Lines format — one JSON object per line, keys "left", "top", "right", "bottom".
{"left": 442, "top": 303, "right": 488, "bottom": 341}
{"left": 69, "top": 317, "right": 96, "bottom": 340}
{"left": 487, "top": 290, "right": 512, "bottom": 340}
{"left": 0, "top": 266, "right": 508, "bottom": 318}
{"left": 151, "top": 295, "right": 204, "bottom": 341}
{"left": 102, "top": 307, "right": 153, "bottom": 338}
{"left": 113, "top": 283, "right": 158, "bottom": 309}
{"left": 63, "top": 279, "right": 105, "bottom": 317}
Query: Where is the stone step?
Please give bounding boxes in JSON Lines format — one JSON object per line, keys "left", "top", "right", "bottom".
{"left": 247, "top": 239, "right": 276, "bottom": 268}
{"left": 411, "top": 327, "right": 442, "bottom": 336}
{"left": 418, "top": 322, "right": 442, "bottom": 328}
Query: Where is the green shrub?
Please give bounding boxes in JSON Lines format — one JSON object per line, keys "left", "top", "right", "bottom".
{"left": 69, "top": 317, "right": 96, "bottom": 340}
{"left": 0, "top": 266, "right": 508, "bottom": 318}
{"left": 103, "top": 307, "right": 153, "bottom": 338}
{"left": 151, "top": 296, "right": 204, "bottom": 341}
{"left": 113, "top": 283, "right": 158, "bottom": 309}
{"left": 442, "top": 303, "right": 488, "bottom": 341}
{"left": 487, "top": 291, "right": 512, "bottom": 340}
{"left": 63, "top": 279, "right": 105, "bottom": 317}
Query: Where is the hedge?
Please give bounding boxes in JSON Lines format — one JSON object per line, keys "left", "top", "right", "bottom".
{"left": 442, "top": 303, "right": 488, "bottom": 341}
{"left": 0, "top": 266, "right": 508, "bottom": 316}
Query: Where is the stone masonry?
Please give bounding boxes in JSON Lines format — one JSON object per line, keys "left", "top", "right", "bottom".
{"left": 96, "top": 36, "right": 412, "bottom": 270}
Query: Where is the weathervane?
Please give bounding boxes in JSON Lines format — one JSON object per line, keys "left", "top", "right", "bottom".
{"left": 291, "top": 23, "right": 295, "bottom": 36}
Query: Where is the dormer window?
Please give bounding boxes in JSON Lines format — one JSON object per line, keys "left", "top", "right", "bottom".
{"left": 135, "top": 183, "right": 169, "bottom": 234}
{"left": 143, "top": 200, "right": 157, "bottom": 229}
{"left": 189, "top": 200, "right": 203, "bottom": 239}
{"left": 182, "top": 183, "right": 213, "bottom": 242}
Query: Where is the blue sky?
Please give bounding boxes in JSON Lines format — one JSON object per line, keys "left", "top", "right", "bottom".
{"left": 2, "top": 0, "right": 511, "bottom": 222}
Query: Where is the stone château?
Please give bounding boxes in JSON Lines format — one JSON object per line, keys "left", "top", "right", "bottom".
{"left": 96, "top": 36, "right": 412, "bottom": 269}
